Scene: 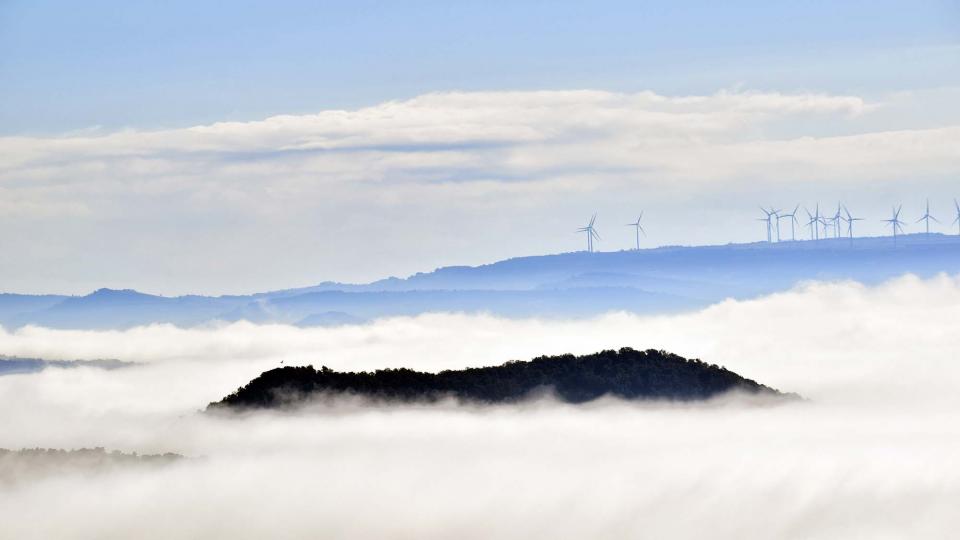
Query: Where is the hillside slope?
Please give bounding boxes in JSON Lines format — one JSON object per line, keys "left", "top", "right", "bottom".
{"left": 209, "top": 347, "right": 794, "bottom": 409}
{"left": 3, "top": 234, "right": 959, "bottom": 329}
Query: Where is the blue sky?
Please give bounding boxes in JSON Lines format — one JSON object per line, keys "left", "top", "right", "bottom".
{"left": 1, "top": 1, "right": 959, "bottom": 294}
{"left": 2, "top": 0, "right": 958, "bottom": 133}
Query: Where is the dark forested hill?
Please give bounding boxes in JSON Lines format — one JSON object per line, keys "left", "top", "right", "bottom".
{"left": 209, "top": 348, "right": 793, "bottom": 410}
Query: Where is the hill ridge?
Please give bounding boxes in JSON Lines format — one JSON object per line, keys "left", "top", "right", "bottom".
{"left": 2, "top": 233, "right": 958, "bottom": 329}
{"left": 208, "top": 347, "right": 796, "bottom": 409}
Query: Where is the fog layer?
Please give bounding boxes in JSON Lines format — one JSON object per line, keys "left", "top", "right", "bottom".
{"left": 1, "top": 274, "right": 958, "bottom": 538}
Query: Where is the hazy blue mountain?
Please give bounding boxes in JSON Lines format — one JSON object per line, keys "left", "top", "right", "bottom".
{"left": 295, "top": 312, "right": 373, "bottom": 327}
{"left": 3, "top": 289, "right": 249, "bottom": 330}
{"left": 224, "top": 287, "right": 694, "bottom": 325}
{"left": 0, "top": 294, "right": 68, "bottom": 319}
{"left": 0, "top": 355, "right": 130, "bottom": 375}
{"left": 2, "top": 234, "right": 958, "bottom": 330}
{"left": 305, "top": 234, "right": 960, "bottom": 294}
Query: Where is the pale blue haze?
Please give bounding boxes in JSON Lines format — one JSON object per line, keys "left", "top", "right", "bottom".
{"left": 1, "top": 0, "right": 958, "bottom": 133}
{"left": 1, "top": 0, "right": 959, "bottom": 295}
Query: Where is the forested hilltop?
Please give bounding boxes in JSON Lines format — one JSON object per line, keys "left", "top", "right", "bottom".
{"left": 0, "top": 448, "right": 183, "bottom": 484}
{"left": 209, "top": 348, "right": 794, "bottom": 410}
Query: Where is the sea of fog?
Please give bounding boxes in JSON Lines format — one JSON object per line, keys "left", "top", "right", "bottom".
{"left": 1, "top": 274, "right": 959, "bottom": 539}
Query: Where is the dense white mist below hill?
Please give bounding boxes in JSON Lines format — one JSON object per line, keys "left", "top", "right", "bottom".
{"left": 1, "top": 273, "right": 959, "bottom": 538}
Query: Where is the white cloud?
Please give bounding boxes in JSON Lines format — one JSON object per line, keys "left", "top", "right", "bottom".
{"left": 0, "top": 89, "right": 878, "bottom": 170}
{"left": 0, "top": 275, "right": 959, "bottom": 538}
{"left": 1, "top": 88, "right": 958, "bottom": 294}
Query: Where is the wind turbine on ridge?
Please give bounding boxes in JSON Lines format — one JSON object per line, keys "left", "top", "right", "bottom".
{"left": 625, "top": 213, "right": 645, "bottom": 251}
{"left": 778, "top": 205, "right": 799, "bottom": 241}
{"left": 832, "top": 204, "right": 845, "bottom": 239}
{"left": 758, "top": 207, "right": 772, "bottom": 242}
{"left": 758, "top": 207, "right": 775, "bottom": 242}
{"left": 953, "top": 199, "right": 960, "bottom": 236}
{"left": 772, "top": 208, "right": 783, "bottom": 242}
{"left": 576, "top": 214, "right": 601, "bottom": 253}
{"left": 842, "top": 205, "right": 863, "bottom": 246}
{"left": 819, "top": 213, "right": 832, "bottom": 240}
{"left": 916, "top": 199, "right": 939, "bottom": 235}
{"left": 804, "top": 204, "right": 821, "bottom": 241}
{"left": 804, "top": 207, "right": 815, "bottom": 240}
{"left": 884, "top": 205, "right": 906, "bottom": 247}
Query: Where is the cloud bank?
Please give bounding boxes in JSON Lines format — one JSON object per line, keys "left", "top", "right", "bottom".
{"left": 2, "top": 88, "right": 959, "bottom": 294}
{"left": 0, "top": 275, "right": 959, "bottom": 538}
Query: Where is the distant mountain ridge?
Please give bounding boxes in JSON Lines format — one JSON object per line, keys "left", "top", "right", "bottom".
{"left": 0, "top": 355, "right": 131, "bottom": 375}
{"left": 2, "top": 234, "right": 959, "bottom": 329}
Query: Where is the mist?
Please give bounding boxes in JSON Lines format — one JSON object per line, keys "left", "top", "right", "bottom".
{"left": 1, "top": 274, "right": 959, "bottom": 538}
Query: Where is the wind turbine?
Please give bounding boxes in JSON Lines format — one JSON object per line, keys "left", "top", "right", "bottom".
{"left": 758, "top": 207, "right": 775, "bottom": 242}
{"left": 772, "top": 208, "right": 782, "bottom": 242}
{"left": 804, "top": 207, "right": 817, "bottom": 240}
{"left": 832, "top": 204, "right": 845, "bottom": 239}
{"left": 842, "top": 205, "right": 863, "bottom": 246}
{"left": 916, "top": 199, "right": 939, "bottom": 235}
{"left": 625, "top": 213, "right": 645, "bottom": 251}
{"left": 819, "top": 214, "right": 832, "bottom": 240}
{"left": 779, "top": 205, "right": 799, "bottom": 241}
{"left": 953, "top": 199, "right": 960, "bottom": 236}
{"left": 805, "top": 204, "right": 822, "bottom": 240}
{"left": 884, "top": 205, "right": 906, "bottom": 247}
{"left": 576, "top": 214, "right": 601, "bottom": 253}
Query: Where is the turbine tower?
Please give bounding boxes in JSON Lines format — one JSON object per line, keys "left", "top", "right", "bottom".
{"left": 953, "top": 199, "right": 960, "bottom": 236}
{"left": 804, "top": 207, "right": 817, "bottom": 240}
{"left": 916, "top": 199, "right": 939, "bottom": 235}
{"left": 779, "top": 205, "right": 799, "bottom": 241}
{"left": 625, "top": 213, "right": 645, "bottom": 251}
{"left": 842, "top": 205, "right": 863, "bottom": 246}
{"left": 832, "top": 204, "right": 845, "bottom": 239}
{"left": 805, "top": 204, "right": 822, "bottom": 241}
{"left": 819, "top": 214, "right": 832, "bottom": 240}
{"left": 884, "top": 205, "right": 906, "bottom": 247}
{"left": 772, "top": 208, "right": 782, "bottom": 242}
{"left": 758, "top": 207, "right": 775, "bottom": 242}
{"left": 576, "top": 214, "right": 601, "bottom": 253}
